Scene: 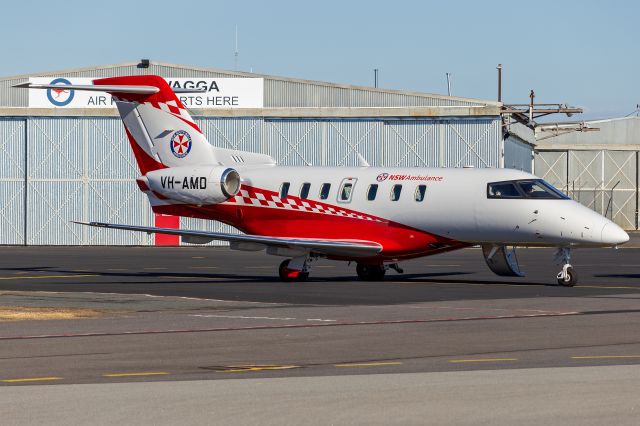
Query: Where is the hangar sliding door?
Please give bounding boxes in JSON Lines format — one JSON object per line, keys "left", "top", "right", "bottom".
{"left": 325, "top": 120, "right": 381, "bottom": 166}
{"left": 0, "top": 119, "right": 26, "bottom": 244}
{"left": 25, "top": 118, "right": 152, "bottom": 245}
{"left": 536, "top": 150, "right": 638, "bottom": 230}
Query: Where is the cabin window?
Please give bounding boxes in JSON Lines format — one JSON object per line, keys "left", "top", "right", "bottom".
{"left": 415, "top": 185, "right": 426, "bottom": 202}
{"left": 300, "top": 182, "right": 311, "bottom": 199}
{"left": 280, "top": 182, "right": 290, "bottom": 199}
{"left": 390, "top": 184, "right": 402, "bottom": 201}
{"left": 319, "top": 183, "right": 331, "bottom": 200}
{"left": 339, "top": 182, "right": 354, "bottom": 202}
{"left": 367, "top": 184, "right": 378, "bottom": 201}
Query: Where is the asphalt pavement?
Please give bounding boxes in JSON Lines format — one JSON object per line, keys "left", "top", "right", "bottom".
{"left": 0, "top": 245, "right": 639, "bottom": 424}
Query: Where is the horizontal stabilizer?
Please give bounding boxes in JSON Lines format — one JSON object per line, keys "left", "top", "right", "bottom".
{"left": 13, "top": 82, "right": 159, "bottom": 94}
{"left": 74, "top": 221, "right": 382, "bottom": 258}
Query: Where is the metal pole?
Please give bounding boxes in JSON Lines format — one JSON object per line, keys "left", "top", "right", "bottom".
{"left": 446, "top": 73, "right": 452, "bottom": 96}
{"left": 529, "top": 90, "right": 535, "bottom": 123}
{"left": 497, "top": 64, "right": 502, "bottom": 102}
{"left": 234, "top": 25, "right": 239, "bottom": 70}
{"left": 374, "top": 69, "right": 379, "bottom": 88}
{"left": 23, "top": 118, "right": 28, "bottom": 246}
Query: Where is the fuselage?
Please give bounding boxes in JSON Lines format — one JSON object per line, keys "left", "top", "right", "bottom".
{"left": 152, "top": 166, "right": 629, "bottom": 261}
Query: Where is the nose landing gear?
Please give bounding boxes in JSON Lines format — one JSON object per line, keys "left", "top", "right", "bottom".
{"left": 554, "top": 247, "right": 577, "bottom": 287}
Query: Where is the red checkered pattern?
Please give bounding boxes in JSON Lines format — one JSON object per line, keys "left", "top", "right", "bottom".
{"left": 228, "top": 186, "right": 383, "bottom": 222}
{"left": 145, "top": 100, "right": 200, "bottom": 131}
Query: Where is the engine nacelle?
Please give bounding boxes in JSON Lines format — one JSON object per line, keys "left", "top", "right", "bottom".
{"left": 144, "top": 166, "right": 240, "bottom": 204}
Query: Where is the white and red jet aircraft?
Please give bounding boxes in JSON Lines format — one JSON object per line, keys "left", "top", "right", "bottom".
{"left": 18, "top": 76, "right": 629, "bottom": 286}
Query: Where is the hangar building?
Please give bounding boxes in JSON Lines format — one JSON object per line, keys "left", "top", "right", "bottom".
{"left": 0, "top": 60, "right": 533, "bottom": 245}
{"left": 535, "top": 117, "right": 640, "bottom": 230}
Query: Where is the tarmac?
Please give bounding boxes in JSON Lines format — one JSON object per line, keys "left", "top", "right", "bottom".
{"left": 1, "top": 243, "right": 639, "bottom": 424}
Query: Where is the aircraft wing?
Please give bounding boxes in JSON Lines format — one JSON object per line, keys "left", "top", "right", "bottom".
{"left": 74, "top": 221, "right": 382, "bottom": 258}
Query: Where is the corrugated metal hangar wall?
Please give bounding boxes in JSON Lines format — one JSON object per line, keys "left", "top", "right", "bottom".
{"left": 0, "top": 61, "right": 530, "bottom": 245}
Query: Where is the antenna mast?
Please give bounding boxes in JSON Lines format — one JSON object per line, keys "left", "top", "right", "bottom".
{"left": 234, "top": 25, "right": 239, "bottom": 70}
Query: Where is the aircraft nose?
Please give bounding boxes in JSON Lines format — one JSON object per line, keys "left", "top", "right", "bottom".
{"left": 601, "top": 222, "right": 629, "bottom": 245}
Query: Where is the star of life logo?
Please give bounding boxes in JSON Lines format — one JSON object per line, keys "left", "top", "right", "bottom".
{"left": 170, "top": 130, "right": 192, "bottom": 158}
{"left": 46, "top": 78, "right": 74, "bottom": 107}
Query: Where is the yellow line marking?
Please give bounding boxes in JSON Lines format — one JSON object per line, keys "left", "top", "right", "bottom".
{"left": 572, "top": 355, "right": 640, "bottom": 360}
{"left": 1, "top": 377, "right": 62, "bottom": 383}
{"left": 0, "top": 274, "right": 97, "bottom": 281}
{"left": 107, "top": 268, "right": 128, "bottom": 271}
{"left": 335, "top": 362, "right": 402, "bottom": 367}
{"left": 103, "top": 372, "right": 169, "bottom": 377}
{"left": 217, "top": 365, "right": 299, "bottom": 373}
{"left": 449, "top": 358, "right": 518, "bottom": 363}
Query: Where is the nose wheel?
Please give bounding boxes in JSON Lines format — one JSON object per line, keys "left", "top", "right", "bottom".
{"left": 557, "top": 265, "right": 577, "bottom": 287}
{"left": 554, "top": 247, "right": 577, "bottom": 287}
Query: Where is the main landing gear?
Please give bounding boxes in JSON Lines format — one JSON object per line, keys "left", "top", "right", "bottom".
{"left": 554, "top": 247, "right": 577, "bottom": 287}
{"left": 356, "top": 262, "right": 403, "bottom": 281}
{"left": 278, "top": 259, "right": 310, "bottom": 282}
{"left": 277, "top": 257, "right": 404, "bottom": 282}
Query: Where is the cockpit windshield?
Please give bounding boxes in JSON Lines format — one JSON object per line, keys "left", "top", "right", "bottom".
{"left": 487, "top": 179, "right": 569, "bottom": 200}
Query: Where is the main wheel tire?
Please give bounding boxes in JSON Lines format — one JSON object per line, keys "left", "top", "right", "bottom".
{"left": 356, "top": 263, "right": 386, "bottom": 281}
{"left": 557, "top": 267, "right": 577, "bottom": 287}
{"left": 278, "top": 259, "right": 308, "bottom": 282}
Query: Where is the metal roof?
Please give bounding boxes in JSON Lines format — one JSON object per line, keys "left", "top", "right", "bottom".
{"left": 535, "top": 116, "right": 640, "bottom": 149}
{"left": 0, "top": 60, "right": 500, "bottom": 109}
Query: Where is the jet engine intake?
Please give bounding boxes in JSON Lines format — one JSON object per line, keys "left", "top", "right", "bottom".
{"left": 482, "top": 244, "right": 524, "bottom": 277}
{"left": 145, "top": 166, "right": 240, "bottom": 205}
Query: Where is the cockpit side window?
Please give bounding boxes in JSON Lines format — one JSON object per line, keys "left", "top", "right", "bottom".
{"left": 487, "top": 182, "right": 521, "bottom": 198}
{"left": 534, "top": 180, "right": 570, "bottom": 199}
{"left": 487, "top": 179, "right": 570, "bottom": 200}
{"left": 516, "top": 180, "right": 563, "bottom": 199}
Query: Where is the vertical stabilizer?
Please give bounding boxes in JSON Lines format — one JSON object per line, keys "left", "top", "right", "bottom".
{"left": 93, "top": 75, "right": 216, "bottom": 174}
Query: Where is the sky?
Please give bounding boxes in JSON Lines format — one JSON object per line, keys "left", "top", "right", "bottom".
{"left": 2, "top": 0, "right": 638, "bottom": 119}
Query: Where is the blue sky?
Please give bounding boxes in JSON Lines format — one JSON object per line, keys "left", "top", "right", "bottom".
{"left": 2, "top": 0, "right": 638, "bottom": 119}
